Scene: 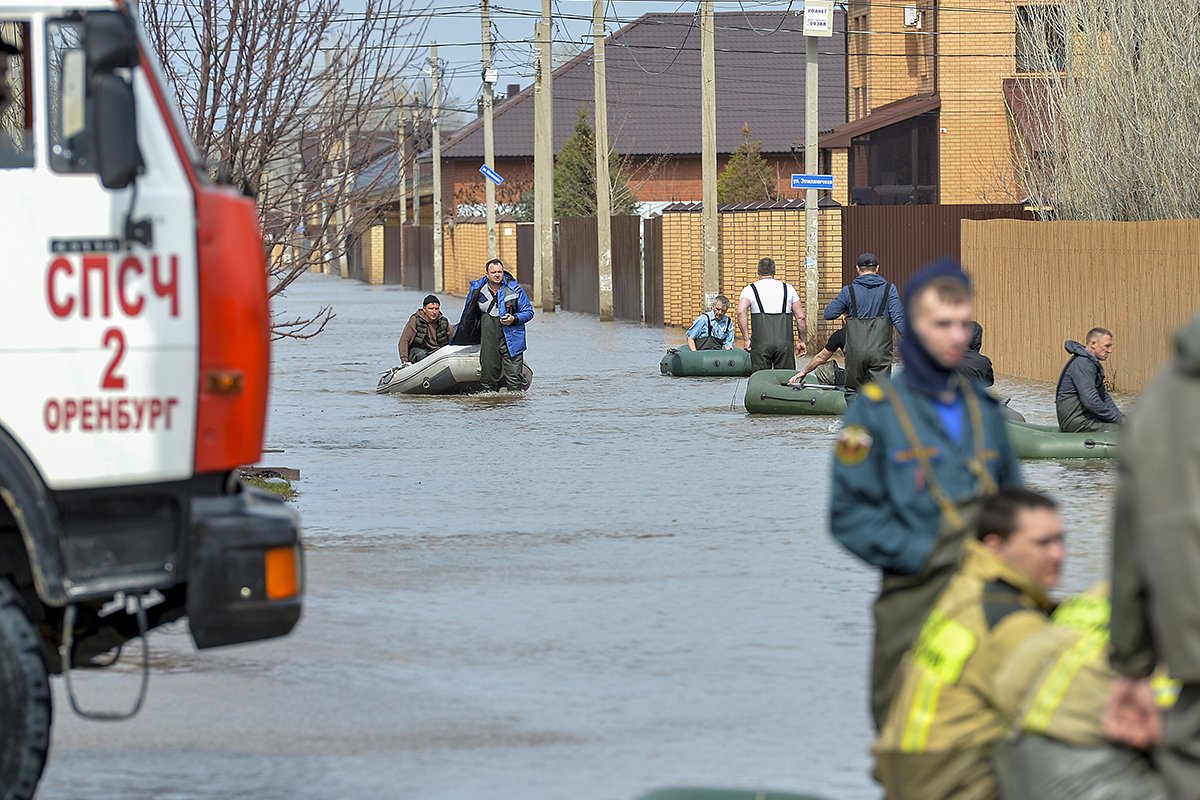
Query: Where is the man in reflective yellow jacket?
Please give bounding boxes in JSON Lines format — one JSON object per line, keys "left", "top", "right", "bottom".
{"left": 874, "top": 488, "right": 1064, "bottom": 800}
{"left": 990, "top": 588, "right": 1167, "bottom": 800}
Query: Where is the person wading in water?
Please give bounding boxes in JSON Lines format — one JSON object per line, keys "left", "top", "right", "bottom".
{"left": 828, "top": 259, "right": 1023, "bottom": 731}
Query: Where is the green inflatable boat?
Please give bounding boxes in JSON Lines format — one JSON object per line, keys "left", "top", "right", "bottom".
{"left": 743, "top": 369, "right": 847, "bottom": 415}
{"left": 1006, "top": 421, "right": 1119, "bottom": 460}
{"left": 660, "top": 347, "right": 753, "bottom": 377}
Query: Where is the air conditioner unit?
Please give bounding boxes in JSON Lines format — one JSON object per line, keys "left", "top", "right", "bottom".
{"left": 903, "top": 5, "right": 923, "bottom": 29}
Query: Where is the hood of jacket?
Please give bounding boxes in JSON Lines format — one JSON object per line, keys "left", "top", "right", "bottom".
{"left": 968, "top": 321, "right": 984, "bottom": 353}
{"left": 1175, "top": 313, "right": 1200, "bottom": 376}
{"left": 1064, "top": 339, "right": 1099, "bottom": 365}
{"left": 960, "top": 540, "right": 1056, "bottom": 614}
{"left": 853, "top": 272, "right": 888, "bottom": 289}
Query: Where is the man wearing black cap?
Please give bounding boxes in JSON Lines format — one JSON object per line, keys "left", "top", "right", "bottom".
{"left": 0, "top": 32, "right": 33, "bottom": 169}
{"left": 824, "top": 252, "right": 906, "bottom": 400}
{"left": 828, "top": 259, "right": 1022, "bottom": 731}
{"left": 397, "top": 294, "right": 455, "bottom": 366}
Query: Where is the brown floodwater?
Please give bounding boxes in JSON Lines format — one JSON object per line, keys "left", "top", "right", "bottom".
{"left": 36, "top": 273, "right": 1126, "bottom": 800}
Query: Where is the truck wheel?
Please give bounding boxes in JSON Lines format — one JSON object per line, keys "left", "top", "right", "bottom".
{"left": 0, "top": 580, "right": 51, "bottom": 800}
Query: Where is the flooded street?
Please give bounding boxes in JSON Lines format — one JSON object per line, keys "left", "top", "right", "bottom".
{"left": 38, "top": 274, "right": 1122, "bottom": 799}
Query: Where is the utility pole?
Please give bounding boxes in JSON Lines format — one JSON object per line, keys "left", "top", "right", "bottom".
{"left": 802, "top": 0, "right": 832, "bottom": 353}
{"left": 398, "top": 94, "right": 408, "bottom": 227}
{"left": 699, "top": 0, "right": 719, "bottom": 311}
{"left": 431, "top": 42, "right": 444, "bottom": 293}
{"left": 593, "top": 0, "right": 613, "bottom": 321}
{"left": 412, "top": 101, "right": 421, "bottom": 226}
{"left": 481, "top": 0, "right": 498, "bottom": 259}
{"left": 534, "top": 0, "right": 555, "bottom": 312}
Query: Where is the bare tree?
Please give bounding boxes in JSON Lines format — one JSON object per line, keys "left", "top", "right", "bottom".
{"left": 140, "top": 0, "right": 430, "bottom": 338}
{"left": 1010, "top": 0, "right": 1200, "bottom": 221}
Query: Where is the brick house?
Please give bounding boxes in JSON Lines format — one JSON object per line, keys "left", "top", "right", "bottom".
{"left": 436, "top": 10, "right": 847, "bottom": 215}
{"left": 822, "top": 0, "right": 1041, "bottom": 205}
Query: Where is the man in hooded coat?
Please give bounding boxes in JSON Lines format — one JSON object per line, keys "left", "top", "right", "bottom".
{"left": 828, "top": 260, "right": 1023, "bottom": 731}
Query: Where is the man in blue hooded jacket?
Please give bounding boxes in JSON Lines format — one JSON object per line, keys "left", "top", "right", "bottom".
{"left": 828, "top": 260, "right": 1022, "bottom": 731}
{"left": 824, "top": 252, "right": 907, "bottom": 400}
{"left": 453, "top": 258, "right": 534, "bottom": 391}
{"left": 1055, "top": 328, "right": 1124, "bottom": 432}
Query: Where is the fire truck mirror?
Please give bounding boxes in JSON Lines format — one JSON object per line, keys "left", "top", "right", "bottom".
{"left": 83, "top": 11, "right": 138, "bottom": 73}
{"left": 91, "top": 72, "right": 141, "bottom": 189}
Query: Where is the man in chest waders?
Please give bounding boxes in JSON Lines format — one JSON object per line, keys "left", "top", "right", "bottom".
{"left": 453, "top": 258, "right": 534, "bottom": 392}
{"left": 828, "top": 259, "right": 1022, "bottom": 731}
{"left": 825, "top": 252, "right": 907, "bottom": 401}
{"left": 736, "top": 257, "right": 807, "bottom": 372}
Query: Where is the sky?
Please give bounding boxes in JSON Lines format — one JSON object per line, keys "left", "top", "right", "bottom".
{"left": 411, "top": 0, "right": 797, "bottom": 117}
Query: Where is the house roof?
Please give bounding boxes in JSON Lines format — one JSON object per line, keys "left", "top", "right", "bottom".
{"left": 818, "top": 94, "right": 941, "bottom": 149}
{"left": 440, "top": 10, "right": 847, "bottom": 160}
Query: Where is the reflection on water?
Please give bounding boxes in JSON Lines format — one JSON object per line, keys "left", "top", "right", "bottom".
{"left": 38, "top": 274, "right": 1118, "bottom": 800}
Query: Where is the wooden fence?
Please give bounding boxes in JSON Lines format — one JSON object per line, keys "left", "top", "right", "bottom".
{"left": 643, "top": 216, "right": 664, "bottom": 327}
{"left": 964, "top": 218, "right": 1200, "bottom": 393}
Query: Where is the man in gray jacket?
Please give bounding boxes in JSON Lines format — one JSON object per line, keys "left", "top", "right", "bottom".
{"left": 1105, "top": 313, "right": 1200, "bottom": 799}
{"left": 1055, "top": 327, "right": 1125, "bottom": 432}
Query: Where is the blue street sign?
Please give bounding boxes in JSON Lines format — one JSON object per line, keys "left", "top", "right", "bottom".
{"left": 480, "top": 164, "right": 504, "bottom": 185}
{"left": 791, "top": 173, "right": 834, "bottom": 191}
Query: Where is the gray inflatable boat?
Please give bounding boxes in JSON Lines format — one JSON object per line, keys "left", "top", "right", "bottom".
{"left": 375, "top": 344, "right": 534, "bottom": 395}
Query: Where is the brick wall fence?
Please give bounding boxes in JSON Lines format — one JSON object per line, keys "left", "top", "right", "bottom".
{"left": 660, "top": 200, "right": 845, "bottom": 349}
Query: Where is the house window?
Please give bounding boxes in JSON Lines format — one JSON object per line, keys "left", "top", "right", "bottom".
{"left": 847, "top": 112, "right": 939, "bottom": 205}
{"left": 1016, "top": 5, "right": 1066, "bottom": 73}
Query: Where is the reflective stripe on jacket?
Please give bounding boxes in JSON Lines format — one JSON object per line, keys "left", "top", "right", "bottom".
{"left": 875, "top": 541, "right": 1054, "bottom": 784}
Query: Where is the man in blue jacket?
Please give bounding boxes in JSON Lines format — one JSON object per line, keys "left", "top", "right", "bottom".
{"left": 828, "top": 259, "right": 1022, "bottom": 731}
{"left": 453, "top": 258, "right": 534, "bottom": 391}
{"left": 1056, "top": 328, "right": 1124, "bottom": 432}
{"left": 824, "top": 252, "right": 907, "bottom": 400}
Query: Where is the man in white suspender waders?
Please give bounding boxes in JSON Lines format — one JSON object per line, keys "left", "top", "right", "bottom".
{"left": 736, "top": 257, "right": 807, "bottom": 372}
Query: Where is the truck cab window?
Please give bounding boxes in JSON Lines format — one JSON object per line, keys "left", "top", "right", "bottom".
{"left": 0, "top": 21, "right": 33, "bottom": 169}
{"left": 47, "top": 19, "right": 91, "bottom": 173}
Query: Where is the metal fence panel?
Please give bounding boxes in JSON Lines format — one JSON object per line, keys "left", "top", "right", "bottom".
{"left": 643, "top": 216, "right": 664, "bottom": 327}
{"left": 840, "top": 204, "right": 1034, "bottom": 294}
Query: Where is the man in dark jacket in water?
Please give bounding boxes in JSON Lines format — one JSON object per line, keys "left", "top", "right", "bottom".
{"left": 824, "top": 252, "right": 906, "bottom": 400}
{"left": 958, "top": 321, "right": 994, "bottom": 386}
{"left": 1055, "top": 328, "right": 1124, "bottom": 432}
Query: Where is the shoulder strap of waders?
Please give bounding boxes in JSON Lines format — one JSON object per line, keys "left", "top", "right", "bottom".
{"left": 961, "top": 376, "right": 999, "bottom": 496}
{"left": 484, "top": 288, "right": 498, "bottom": 314}
{"left": 750, "top": 282, "right": 766, "bottom": 314}
{"left": 848, "top": 283, "right": 858, "bottom": 316}
{"left": 879, "top": 380, "right": 966, "bottom": 530}
{"left": 781, "top": 283, "right": 791, "bottom": 314}
{"left": 882, "top": 282, "right": 893, "bottom": 318}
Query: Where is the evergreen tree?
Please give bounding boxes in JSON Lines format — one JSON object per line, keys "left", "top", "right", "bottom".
{"left": 554, "top": 107, "right": 637, "bottom": 218}
{"left": 717, "top": 124, "right": 780, "bottom": 204}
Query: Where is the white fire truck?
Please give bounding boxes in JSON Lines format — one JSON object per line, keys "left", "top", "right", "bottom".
{"left": 0, "top": 3, "right": 303, "bottom": 797}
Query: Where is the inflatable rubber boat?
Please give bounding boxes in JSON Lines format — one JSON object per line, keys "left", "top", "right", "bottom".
{"left": 375, "top": 344, "right": 534, "bottom": 395}
{"left": 743, "top": 369, "right": 847, "bottom": 415}
{"left": 1006, "top": 421, "right": 1118, "bottom": 460}
{"left": 660, "top": 347, "right": 753, "bottom": 377}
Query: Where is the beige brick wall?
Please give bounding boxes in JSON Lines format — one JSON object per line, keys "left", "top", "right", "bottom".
{"left": 661, "top": 206, "right": 843, "bottom": 351}
{"left": 442, "top": 220, "right": 519, "bottom": 297}
{"left": 363, "top": 225, "right": 386, "bottom": 285}
{"left": 937, "top": 1, "right": 1022, "bottom": 204}
{"left": 848, "top": 0, "right": 935, "bottom": 121}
